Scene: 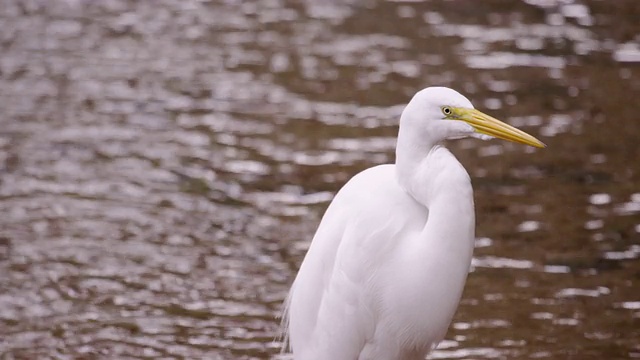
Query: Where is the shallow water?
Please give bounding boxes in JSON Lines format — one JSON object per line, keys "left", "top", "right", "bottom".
{"left": 0, "top": 0, "right": 639, "bottom": 359}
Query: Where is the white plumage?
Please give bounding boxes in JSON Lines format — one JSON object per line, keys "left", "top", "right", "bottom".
{"left": 282, "top": 87, "right": 544, "bottom": 360}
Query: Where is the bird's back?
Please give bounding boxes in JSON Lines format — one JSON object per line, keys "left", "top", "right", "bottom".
{"left": 284, "top": 164, "right": 432, "bottom": 359}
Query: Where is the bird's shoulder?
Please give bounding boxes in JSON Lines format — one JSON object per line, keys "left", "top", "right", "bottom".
{"left": 316, "top": 164, "right": 427, "bottom": 253}
{"left": 332, "top": 164, "right": 415, "bottom": 210}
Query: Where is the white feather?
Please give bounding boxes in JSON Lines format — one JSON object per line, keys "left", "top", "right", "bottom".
{"left": 281, "top": 87, "right": 531, "bottom": 360}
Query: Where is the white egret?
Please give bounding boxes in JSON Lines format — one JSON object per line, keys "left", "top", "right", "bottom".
{"left": 281, "top": 87, "right": 544, "bottom": 360}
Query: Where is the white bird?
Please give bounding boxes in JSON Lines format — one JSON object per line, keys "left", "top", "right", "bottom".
{"left": 281, "top": 87, "right": 544, "bottom": 360}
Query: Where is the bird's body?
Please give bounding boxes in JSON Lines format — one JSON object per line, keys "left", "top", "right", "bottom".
{"left": 288, "top": 156, "right": 474, "bottom": 360}
{"left": 282, "top": 87, "right": 544, "bottom": 360}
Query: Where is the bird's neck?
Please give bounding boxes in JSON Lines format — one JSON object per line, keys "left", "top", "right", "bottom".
{"left": 395, "top": 127, "right": 466, "bottom": 207}
{"left": 395, "top": 128, "right": 476, "bottom": 273}
{"left": 395, "top": 125, "right": 428, "bottom": 195}
{"left": 394, "top": 128, "right": 476, "bottom": 335}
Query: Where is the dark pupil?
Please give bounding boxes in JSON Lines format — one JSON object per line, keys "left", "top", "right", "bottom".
{"left": 444, "top": 108, "right": 450, "bottom": 114}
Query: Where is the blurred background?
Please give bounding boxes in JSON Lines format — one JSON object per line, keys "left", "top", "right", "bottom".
{"left": 0, "top": 0, "right": 639, "bottom": 359}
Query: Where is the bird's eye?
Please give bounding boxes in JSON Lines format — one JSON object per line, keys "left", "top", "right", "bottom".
{"left": 442, "top": 106, "right": 452, "bottom": 116}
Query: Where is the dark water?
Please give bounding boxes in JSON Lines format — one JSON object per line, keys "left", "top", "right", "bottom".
{"left": 1, "top": 0, "right": 639, "bottom": 359}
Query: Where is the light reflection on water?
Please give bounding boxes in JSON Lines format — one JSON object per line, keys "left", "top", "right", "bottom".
{"left": 0, "top": 0, "right": 639, "bottom": 359}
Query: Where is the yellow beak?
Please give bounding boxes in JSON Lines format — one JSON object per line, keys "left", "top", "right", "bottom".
{"left": 453, "top": 108, "right": 545, "bottom": 148}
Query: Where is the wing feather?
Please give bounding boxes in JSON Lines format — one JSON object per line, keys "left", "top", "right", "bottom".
{"left": 282, "top": 164, "right": 427, "bottom": 360}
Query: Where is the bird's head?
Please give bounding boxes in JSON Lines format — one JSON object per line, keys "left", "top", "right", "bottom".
{"left": 400, "top": 87, "right": 545, "bottom": 148}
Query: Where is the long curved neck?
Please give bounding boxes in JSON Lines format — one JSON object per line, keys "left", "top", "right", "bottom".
{"left": 394, "top": 123, "right": 476, "bottom": 344}
{"left": 395, "top": 124, "right": 441, "bottom": 207}
{"left": 395, "top": 125, "right": 475, "bottom": 250}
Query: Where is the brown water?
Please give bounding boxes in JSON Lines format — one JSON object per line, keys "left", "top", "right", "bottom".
{"left": 1, "top": 0, "right": 639, "bottom": 359}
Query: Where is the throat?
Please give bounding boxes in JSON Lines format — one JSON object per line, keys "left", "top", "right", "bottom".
{"left": 396, "top": 143, "right": 471, "bottom": 208}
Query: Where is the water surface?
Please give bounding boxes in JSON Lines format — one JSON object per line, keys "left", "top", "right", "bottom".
{"left": 1, "top": 0, "right": 639, "bottom": 359}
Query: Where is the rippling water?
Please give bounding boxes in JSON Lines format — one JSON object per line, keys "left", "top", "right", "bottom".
{"left": 1, "top": 0, "right": 639, "bottom": 359}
